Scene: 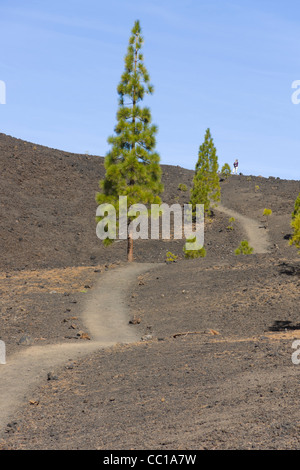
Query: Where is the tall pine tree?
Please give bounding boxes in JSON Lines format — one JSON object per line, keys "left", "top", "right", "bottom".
{"left": 96, "top": 20, "right": 163, "bottom": 261}
{"left": 190, "top": 128, "right": 220, "bottom": 215}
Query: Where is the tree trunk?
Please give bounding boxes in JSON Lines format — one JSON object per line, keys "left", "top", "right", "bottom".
{"left": 127, "top": 226, "right": 134, "bottom": 262}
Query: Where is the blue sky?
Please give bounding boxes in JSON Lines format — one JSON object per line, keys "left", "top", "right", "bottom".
{"left": 0, "top": 0, "right": 300, "bottom": 180}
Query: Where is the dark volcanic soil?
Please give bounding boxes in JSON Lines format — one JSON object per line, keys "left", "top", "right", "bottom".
{"left": 0, "top": 132, "right": 299, "bottom": 450}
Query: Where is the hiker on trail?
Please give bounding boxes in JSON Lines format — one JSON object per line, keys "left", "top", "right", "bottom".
{"left": 233, "top": 159, "right": 239, "bottom": 174}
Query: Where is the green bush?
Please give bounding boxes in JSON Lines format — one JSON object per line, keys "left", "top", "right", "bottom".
{"left": 178, "top": 183, "right": 188, "bottom": 191}
{"left": 263, "top": 208, "right": 272, "bottom": 217}
{"left": 183, "top": 238, "right": 206, "bottom": 259}
{"left": 165, "top": 251, "right": 178, "bottom": 263}
{"left": 227, "top": 216, "right": 235, "bottom": 230}
{"left": 235, "top": 240, "right": 254, "bottom": 255}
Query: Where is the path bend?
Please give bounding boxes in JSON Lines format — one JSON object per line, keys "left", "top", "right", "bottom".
{"left": 216, "top": 204, "right": 271, "bottom": 254}
{"left": 0, "top": 262, "right": 158, "bottom": 436}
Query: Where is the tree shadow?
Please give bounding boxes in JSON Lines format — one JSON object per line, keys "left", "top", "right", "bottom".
{"left": 278, "top": 262, "right": 300, "bottom": 277}
{"left": 269, "top": 320, "right": 300, "bottom": 332}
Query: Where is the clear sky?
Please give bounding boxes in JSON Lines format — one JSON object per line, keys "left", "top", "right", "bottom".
{"left": 0, "top": 0, "right": 300, "bottom": 180}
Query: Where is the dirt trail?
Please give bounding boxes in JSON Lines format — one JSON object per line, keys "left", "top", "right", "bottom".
{"left": 0, "top": 262, "right": 158, "bottom": 436}
{"left": 216, "top": 204, "right": 271, "bottom": 254}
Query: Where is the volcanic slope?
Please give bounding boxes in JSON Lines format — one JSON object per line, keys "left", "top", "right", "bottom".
{"left": 0, "top": 132, "right": 300, "bottom": 450}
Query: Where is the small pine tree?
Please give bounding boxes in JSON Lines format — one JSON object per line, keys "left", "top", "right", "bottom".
{"left": 235, "top": 240, "right": 254, "bottom": 255}
{"left": 190, "top": 128, "right": 220, "bottom": 215}
{"left": 221, "top": 163, "right": 231, "bottom": 178}
{"left": 263, "top": 208, "right": 272, "bottom": 228}
{"left": 96, "top": 20, "right": 163, "bottom": 261}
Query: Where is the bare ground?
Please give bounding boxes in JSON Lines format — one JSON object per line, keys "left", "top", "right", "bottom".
{"left": 0, "top": 133, "right": 299, "bottom": 450}
{"left": 0, "top": 263, "right": 157, "bottom": 439}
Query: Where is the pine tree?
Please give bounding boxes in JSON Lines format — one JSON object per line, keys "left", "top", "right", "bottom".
{"left": 290, "top": 192, "right": 300, "bottom": 253}
{"left": 190, "top": 128, "right": 220, "bottom": 215}
{"left": 290, "top": 214, "right": 300, "bottom": 253}
{"left": 292, "top": 192, "right": 300, "bottom": 219}
{"left": 96, "top": 20, "right": 163, "bottom": 261}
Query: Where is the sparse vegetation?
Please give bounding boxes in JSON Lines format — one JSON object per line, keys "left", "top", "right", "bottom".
{"left": 178, "top": 183, "right": 188, "bottom": 191}
{"left": 1, "top": 128, "right": 300, "bottom": 450}
{"left": 235, "top": 240, "right": 254, "bottom": 255}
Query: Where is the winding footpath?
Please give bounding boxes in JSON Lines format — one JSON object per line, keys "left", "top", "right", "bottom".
{"left": 0, "top": 204, "right": 270, "bottom": 437}
{"left": 0, "top": 263, "right": 157, "bottom": 437}
{"left": 216, "top": 204, "right": 271, "bottom": 254}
